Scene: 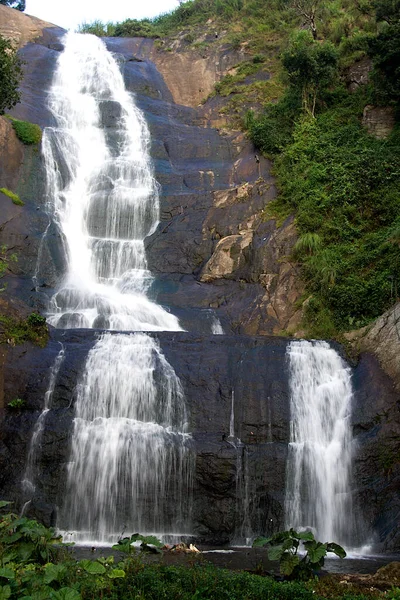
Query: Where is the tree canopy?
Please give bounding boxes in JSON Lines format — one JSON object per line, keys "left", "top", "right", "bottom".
{"left": 0, "top": 34, "right": 23, "bottom": 115}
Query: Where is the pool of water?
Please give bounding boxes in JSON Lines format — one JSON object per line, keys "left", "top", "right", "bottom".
{"left": 73, "top": 545, "right": 399, "bottom": 575}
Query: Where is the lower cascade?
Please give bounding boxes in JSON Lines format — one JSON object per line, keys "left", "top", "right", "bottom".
{"left": 58, "top": 333, "right": 193, "bottom": 544}
{"left": 285, "top": 340, "right": 354, "bottom": 545}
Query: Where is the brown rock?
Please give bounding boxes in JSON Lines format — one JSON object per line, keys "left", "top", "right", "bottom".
{"left": 0, "top": 4, "right": 55, "bottom": 48}
{"left": 151, "top": 43, "right": 247, "bottom": 108}
{"left": 200, "top": 231, "right": 253, "bottom": 282}
{"left": 357, "top": 303, "right": 400, "bottom": 391}
{"left": 362, "top": 105, "right": 396, "bottom": 139}
{"left": 346, "top": 57, "right": 372, "bottom": 92}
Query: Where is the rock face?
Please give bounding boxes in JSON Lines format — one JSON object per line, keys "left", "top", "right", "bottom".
{"left": 0, "top": 4, "right": 55, "bottom": 48}
{"left": 0, "top": 329, "right": 398, "bottom": 548}
{"left": 358, "top": 303, "right": 400, "bottom": 391}
{"left": 362, "top": 105, "right": 396, "bottom": 139}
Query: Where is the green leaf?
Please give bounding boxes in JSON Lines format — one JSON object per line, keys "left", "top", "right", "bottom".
{"left": 0, "top": 586, "right": 11, "bottom": 600}
{"left": 252, "top": 536, "right": 271, "bottom": 548}
{"left": 44, "top": 563, "right": 67, "bottom": 584}
{"left": 79, "top": 560, "right": 106, "bottom": 575}
{"left": 0, "top": 569, "right": 14, "bottom": 580}
{"left": 49, "top": 588, "right": 81, "bottom": 600}
{"left": 31, "top": 588, "right": 57, "bottom": 600}
{"left": 306, "top": 542, "right": 327, "bottom": 564}
{"left": 107, "top": 568, "right": 125, "bottom": 579}
{"left": 326, "top": 542, "right": 346, "bottom": 559}
{"left": 280, "top": 552, "right": 300, "bottom": 576}
{"left": 138, "top": 535, "right": 163, "bottom": 548}
{"left": 267, "top": 545, "right": 284, "bottom": 561}
{"left": 297, "top": 530, "right": 315, "bottom": 541}
{"left": 0, "top": 502, "right": 11, "bottom": 510}
{"left": 282, "top": 537, "right": 296, "bottom": 551}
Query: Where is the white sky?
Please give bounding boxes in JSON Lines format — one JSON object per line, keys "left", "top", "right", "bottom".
{"left": 25, "top": 0, "right": 180, "bottom": 31}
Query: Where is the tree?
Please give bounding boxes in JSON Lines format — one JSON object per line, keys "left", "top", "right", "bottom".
{"left": 289, "top": 0, "right": 321, "bottom": 39}
{"left": 0, "top": 34, "right": 23, "bottom": 114}
{"left": 369, "top": 0, "right": 400, "bottom": 102}
{"left": 282, "top": 30, "right": 338, "bottom": 116}
{"left": 0, "top": 0, "right": 25, "bottom": 10}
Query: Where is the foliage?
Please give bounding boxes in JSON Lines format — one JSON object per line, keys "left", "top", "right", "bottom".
{"left": 248, "top": 80, "right": 400, "bottom": 336}
{"left": 0, "top": 508, "right": 62, "bottom": 566}
{"left": 246, "top": 89, "right": 301, "bottom": 154}
{"left": 253, "top": 528, "right": 346, "bottom": 580}
{"left": 0, "top": 246, "right": 17, "bottom": 291}
{"left": 368, "top": 0, "right": 400, "bottom": 103}
{"left": 0, "top": 507, "right": 391, "bottom": 599}
{"left": 282, "top": 30, "right": 339, "bottom": 115}
{"left": 0, "top": 188, "right": 24, "bottom": 206}
{"left": 77, "top": 20, "right": 116, "bottom": 37}
{"left": 7, "top": 398, "right": 25, "bottom": 410}
{"left": 0, "top": 35, "right": 22, "bottom": 115}
{"left": 7, "top": 116, "right": 42, "bottom": 145}
{"left": 112, "top": 533, "right": 163, "bottom": 555}
{"left": 0, "top": 313, "right": 48, "bottom": 346}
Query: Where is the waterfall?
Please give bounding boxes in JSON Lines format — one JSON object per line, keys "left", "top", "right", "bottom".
{"left": 285, "top": 340, "right": 353, "bottom": 545}
{"left": 58, "top": 333, "right": 192, "bottom": 544}
{"left": 41, "top": 32, "right": 180, "bottom": 332}
{"left": 38, "top": 33, "right": 192, "bottom": 543}
{"left": 21, "top": 344, "right": 65, "bottom": 511}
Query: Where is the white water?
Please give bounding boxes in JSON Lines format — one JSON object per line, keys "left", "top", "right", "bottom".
{"left": 38, "top": 33, "right": 192, "bottom": 543}
{"left": 21, "top": 344, "right": 65, "bottom": 509}
{"left": 42, "top": 32, "right": 180, "bottom": 332}
{"left": 58, "top": 333, "right": 192, "bottom": 544}
{"left": 285, "top": 340, "right": 353, "bottom": 545}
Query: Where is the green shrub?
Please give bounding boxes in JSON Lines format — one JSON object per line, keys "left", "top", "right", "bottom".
{"left": 7, "top": 116, "right": 42, "bottom": 144}
{"left": 7, "top": 398, "right": 25, "bottom": 409}
{"left": 0, "top": 313, "right": 48, "bottom": 346}
{"left": 0, "top": 187, "right": 24, "bottom": 206}
{"left": 253, "top": 528, "right": 346, "bottom": 580}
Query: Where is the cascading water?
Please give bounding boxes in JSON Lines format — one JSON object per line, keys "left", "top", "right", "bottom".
{"left": 38, "top": 32, "right": 192, "bottom": 543}
{"left": 41, "top": 31, "right": 180, "bottom": 332}
{"left": 58, "top": 333, "right": 192, "bottom": 544}
{"left": 21, "top": 344, "right": 65, "bottom": 513}
{"left": 285, "top": 340, "right": 353, "bottom": 545}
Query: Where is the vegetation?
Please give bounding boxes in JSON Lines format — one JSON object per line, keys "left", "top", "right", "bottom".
{"left": 0, "top": 35, "right": 22, "bottom": 115}
{"left": 0, "top": 313, "right": 48, "bottom": 347}
{"left": 0, "top": 188, "right": 24, "bottom": 206}
{"left": 0, "top": 246, "right": 17, "bottom": 291}
{"left": 238, "top": 0, "right": 400, "bottom": 337}
{"left": 7, "top": 116, "right": 42, "bottom": 145}
{"left": 253, "top": 528, "right": 346, "bottom": 580}
{"left": 7, "top": 398, "right": 25, "bottom": 409}
{"left": 0, "top": 506, "right": 397, "bottom": 599}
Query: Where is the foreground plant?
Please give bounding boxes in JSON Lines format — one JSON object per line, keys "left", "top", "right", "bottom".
{"left": 253, "top": 528, "right": 346, "bottom": 580}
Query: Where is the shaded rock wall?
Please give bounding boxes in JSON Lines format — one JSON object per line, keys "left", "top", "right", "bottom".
{"left": 0, "top": 330, "right": 398, "bottom": 548}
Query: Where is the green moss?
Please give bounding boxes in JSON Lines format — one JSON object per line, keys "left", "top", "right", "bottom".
{"left": 0, "top": 187, "right": 24, "bottom": 206}
{"left": 0, "top": 313, "right": 48, "bottom": 347}
{"left": 7, "top": 116, "right": 42, "bottom": 145}
{"left": 7, "top": 398, "right": 26, "bottom": 410}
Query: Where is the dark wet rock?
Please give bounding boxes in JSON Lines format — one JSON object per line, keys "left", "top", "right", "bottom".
{"left": 0, "top": 330, "right": 398, "bottom": 548}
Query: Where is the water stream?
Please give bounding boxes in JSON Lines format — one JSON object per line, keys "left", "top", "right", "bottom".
{"left": 39, "top": 32, "right": 192, "bottom": 543}
{"left": 285, "top": 340, "right": 354, "bottom": 545}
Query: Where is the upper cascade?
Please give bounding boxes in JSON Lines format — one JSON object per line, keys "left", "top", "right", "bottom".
{"left": 41, "top": 32, "right": 181, "bottom": 332}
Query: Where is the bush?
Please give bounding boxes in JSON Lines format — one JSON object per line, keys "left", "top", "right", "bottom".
{"left": 0, "top": 35, "right": 22, "bottom": 115}
{"left": 7, "top": 116, "right": 42, "bottom": 144}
